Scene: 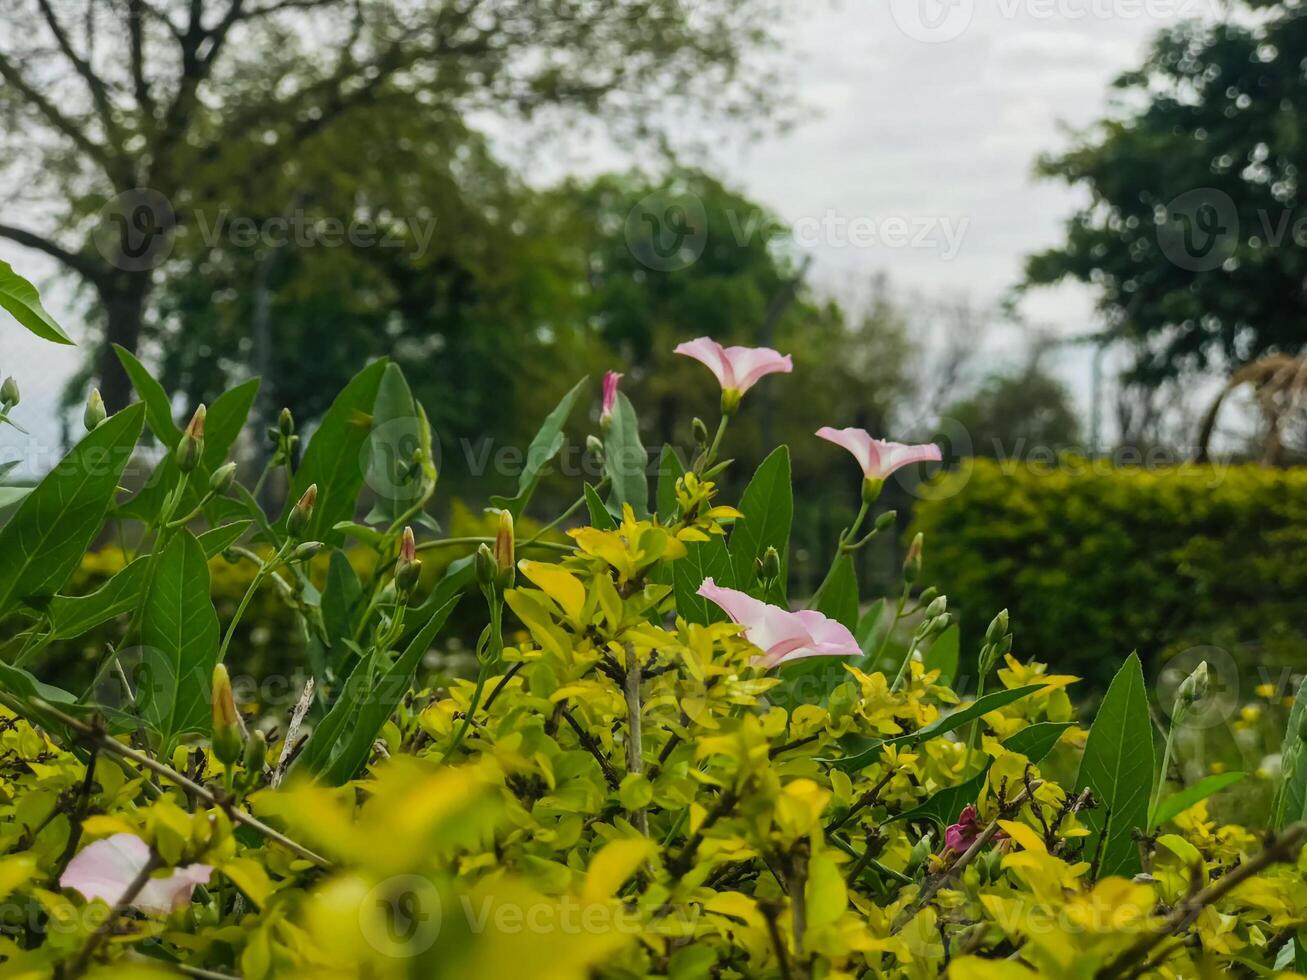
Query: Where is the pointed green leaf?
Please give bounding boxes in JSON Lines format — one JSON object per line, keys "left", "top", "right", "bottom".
{"left": 730, "top": 446, "right": 792, "bottom": 598}
{"left": 491, "top": 377, "right": 588, "bottom": 520}
{"left": 44, "top": 522, "right": 248, "bottom": 643}
{"left": 137, "top": 531, "right": 220, "bottom": 748}
{"left": 114, "top": 345, "right": 181, "bottom": 446}
{"left": 282, "top": 359, "right": 388, "bottom": 545}
{"left": 673, "top": 537, "right": 734, "bottom": 626}
{"left": 584, "top": 483, "right": 617, "bottom": 530}
{"left": 299, "top": 595, "right": 461, "bottom": 784}
{"left": 0, "top": 260, "right": 72, "bottom": 344}
{"left": 0, "top": 404, "right": 144, "bottom": 620}
{"left": 604, "top": 391, "right": 649, "bottom": 518}
{"left": 364, "top": 364, "right": 426, "bottom": 525}
{"left": 816, "top": 555, "right": 858, "bottom": 631}
{"left": 656, "top": 444, "right": 685, "bottom": 522}
{"left": 1153, "top": 772, "right": 1247, "bottom": 829}
{"left": 1075, "top": 652, "right": 1154, "bottom": 879}
{"left": 922, "top": 624, "right": 960, "bottom": 687}
{"left": 1272, "top": 678, "right": 1307, "bottom": 830}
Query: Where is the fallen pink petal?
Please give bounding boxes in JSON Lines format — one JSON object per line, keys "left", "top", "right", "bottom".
{"left": 60, "top": 834, "right": 213, "bottom": 916}
{"left": 816, "top": 426, "right": 942, "bottom": 481}
{"left": 945, "top": 805, "right": 982, "bottom": 854}
{"left": 696, "top": 577, "right": 861, "bottom": 668}
{"left": 673, "top": 337, "right": 793, "bottom": 396}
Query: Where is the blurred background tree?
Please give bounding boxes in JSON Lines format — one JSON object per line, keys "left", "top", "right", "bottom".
{"left": 0, "top": 0, "right": 787, "bottom": 411}
{"left": 1026, "top": 0, "right": 1307, "bottom": 392}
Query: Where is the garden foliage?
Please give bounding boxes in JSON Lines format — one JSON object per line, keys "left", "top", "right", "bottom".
{"left": 1, "top": 268, "right": 1306, "bottom": 978}
{"left": 913, "top": 459, "right": 1307, "bottom": 689}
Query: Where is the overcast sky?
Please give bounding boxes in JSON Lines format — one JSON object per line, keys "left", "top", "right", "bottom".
{"left": 1, "top": 0, "right": 1215, "bottom": 473}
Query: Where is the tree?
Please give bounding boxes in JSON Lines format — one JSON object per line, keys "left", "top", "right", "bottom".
{"left": 1025, "top": 1, "right": 1307, "bottom": 386}
{"left": 0, "top": 0, "right": 786, "bottom": 410}
{"left": 945, "top": 364, "right": 1081, "bottom": 461}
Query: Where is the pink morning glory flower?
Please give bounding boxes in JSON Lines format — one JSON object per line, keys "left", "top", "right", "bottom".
{"left": 816, "top": 427, "right": 942, "bottom": 483}
{"left": 60, "top": 834, "right": 212, "bottom": 915}
{"left": 674, "top": 337, "right": 792, "bottom": 410}
{"left": 696, "top": 577, "right": 862, "bottom": 668}
{"left": 602, "top": 371, "right": 623, "bottom": 422}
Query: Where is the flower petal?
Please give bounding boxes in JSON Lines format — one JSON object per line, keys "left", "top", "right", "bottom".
{"left": 674, "top": 338, "right": 733, "bottom": 389}
{"left": 722, "top": 346, "right": 793, "bottom": 393}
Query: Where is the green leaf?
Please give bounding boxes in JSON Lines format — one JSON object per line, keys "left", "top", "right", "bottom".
{"left": 0, "top": 486, "right": 32, "bottom": 510}
{"left": 402, "top": 555, "right": 475, "bottom": 646}
{"left": 114, "top": 345, "right": 181, "bottom": 446}
{"left": 44, "top": 522, "right": 248, "bottom": 643}
{"left": 282, "top": 359, "right": 388, "bottom": 545}
{"left": 604, "top": 391, "right": 649, "bottom": 518}
{"left": 0, "top": 660, "right": 78, "bottom": 705}
{"left": 655, "top": 444, "right": 685, "bottom": 522}
{"left": 1075, "top": 652, "right": 1154, "bottom": 879}
{"left": 0, "top": 404, "right": 144, "bottom": 620}
{"left": 922, "top": 624, "right": 960, "bottom": 687}
{"left": 673, "top": 536, "right": 734, "bottom": 626}
{"left": 1153, "top": 772, "right": 1247, "bottom": 829}
{"left": 769, "top": 656, "right": 852, "bottom": 712}
{"left": 137, "top": 531, "right": 220, "bottom": 749}
{"left": 0, "top": 260, "right": 72, "bottom": 344}
{"left": 318, "top": 551, "right": 365, "bottom": 676}
{"left": 815, "top": 555, "right": 858, "bottom": 631}
{"left": 1271, "top": 678, "right": 1307, "bottom": 830}
{"left": 584, "top": 483, "right": 617, "bottom": 530}
{"left": 364, "top": 363, "right": 426, "bottom": 526}
{"left": 299, "top": 595, "right": 461, "bottom": 784}
{"left": 895, "top": 723, "right": 1072, "bottom": 831}
{"left": 491, "top": 377, "right": 587, "bottom": 520}
{"left": 730, "top": 447, "right": 792, "bottom": 599}
{"left": 833, "top": 684, "right": 1048, "bottom": 771}
{"left": 855, "top": 599, "right": 885, "bottom": 651}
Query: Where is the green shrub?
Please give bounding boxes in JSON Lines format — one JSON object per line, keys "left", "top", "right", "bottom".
{"left": 912, "top": 459, "right": 1307, "bottom": 692}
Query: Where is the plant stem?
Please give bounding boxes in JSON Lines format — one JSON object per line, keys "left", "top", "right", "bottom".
{"left": 1149, "top": 701, "right": 1187, "bottom": 831}
{"left": 624, "top": 642, "right": 648, "bottom": 835}
{"left": 217, "top": 542, "right": 290, "bottom": 665}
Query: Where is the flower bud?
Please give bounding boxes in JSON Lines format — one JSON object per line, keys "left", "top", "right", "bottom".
{"left": 0, "top": 376, "right": 19, "bottom": 409}
{"left": 757, "top": 545, "right": 782, "bottom": 583}
{"left": 692, "top": 417, "right": 710, "bottom": 448}
{"left": 395, "top": 526, "right": 422, "bottom": 593}
{"left": 278, "top": 407, "right": 295, "bottom": 437}
{"left": 209, "top": 461, "right": 237, "bottom": 495}
{"left": 175, "top": 405, "right": 206, "bottom": 473}
{"left": 1177, "top": 661, "right": 1210, "bottom": 707}
{"left": 586, "top": 434, "right": 604, "bottom": 459}
{"left": 211, "top": 664, "right": 243, "bottom": 766}
{"left": 83, "top": 389, "right": 106, "bottom": 431}
{"left": 874, "top": 510, "right": 897, "bottom": 532}
{"left": 905, "top": 833, "right": 933, "bottom": 875}
{"left": 494, "top": 510, "right": 515, "bottom": 589}
{"left": 986, "top": 609, "right": 1010, "bottom": 645}
{"left": 287, "top": 484, "right": 317, "bottom": 538}
{"left": 903, "top": 532, "right": 923, "bottom": 584}
{"left": 923, "top": 595, "right": 948, "bottom": 619}
{"left": 916, "top": 587, "right": 939, "bottom": 607}
{"left": 242, "top": 729, "right": 267, "bottom": 777}
{"left": 292, "top": 541, "right": 323, "bottom": 563}
{"left": 475, "top": 543, "right": 497, "bottom": 591}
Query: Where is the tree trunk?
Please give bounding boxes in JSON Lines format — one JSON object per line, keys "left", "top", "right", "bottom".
{"left": 96, "top": 274, "right": 151, "bottom": 412}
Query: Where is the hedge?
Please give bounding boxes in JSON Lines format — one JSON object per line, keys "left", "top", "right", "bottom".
{"left": 911, "top": 459, "right": 1307, "bottom": 691}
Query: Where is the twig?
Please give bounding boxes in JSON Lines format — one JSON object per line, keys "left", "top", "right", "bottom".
{"left": 759, "top": 900, "right": 794, "bottom": 980}
{"left": 271, "top": 677, "right": 314, "bottom": 789}
{"left": 891, "top": 780, "right": 1041, "bottom": 934}
{"left": 66, "top": 847, "right": 163, "bottom": 975}
{"left": 824, "top": 766, "right": 898, "bottom": 835}
{"left": 669, "top": 784, "right": 740, "bottom": 875}
{"left": 2, "top": 694, "right": 331, "bottom": 870}
{"left": 482, "top": 661, "right": 525, "bottom": 713}
{"left": 624, "top": 643, "right": 648, "bottom": 835}
{"left": 560, "top": 707, "right": 620, "bottom": 789}
{"left": 1095, "top": 823, "right": 1307, "bottom": 979}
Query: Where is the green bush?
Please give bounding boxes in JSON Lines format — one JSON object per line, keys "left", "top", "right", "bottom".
{"left": 913, "top": 459, "right": 1307, "bottom": 691}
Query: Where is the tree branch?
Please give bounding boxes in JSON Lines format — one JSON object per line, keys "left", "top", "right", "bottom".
{"left": 0, "top": 51, "right": 117, "bottom": 178}
{"left": 34, "top": 0, "right": 122, "bottom": 141}
{"left": 0, "top": 222, "right": 105, "bottom": 282}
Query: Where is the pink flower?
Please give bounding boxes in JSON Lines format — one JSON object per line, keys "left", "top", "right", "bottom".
{"left": 602, "top": 371, "right": 623, "bottom": 422}
{"left": 696, "top": 577, "right": 862, "bottom": 668}
{"left": 944, "top": 805, "right": 982, "bottom": 854}
{"left": 674, "top": 338, "right": 793, "bottom": 404}
{"left": 816, "top": 427, "right": 942, "bottom": 481}
{"left": 60, "top": 834, "right": 212, "bottom": 915}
